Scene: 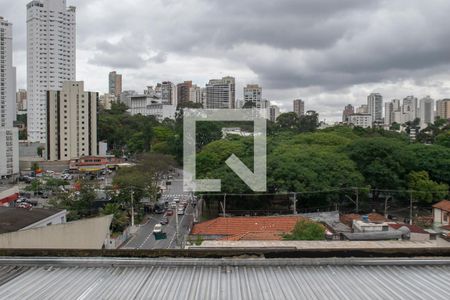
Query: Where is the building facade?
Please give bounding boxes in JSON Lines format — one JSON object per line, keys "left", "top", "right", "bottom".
{"left": 436, "top": 99, "right": 450, "bottom": 120}
{"left": 243, "top": 84, "right": 263, "bottom": 108}
{"left": 189, "top": 85, "right": 202, "bottom": 105}
{"left": 419, "top": 96, "right": 434, "bottom": 128}
{"left": 347, "top": 114, "right": 373, "bottom": 128}
{"left": 99, "top": 93, "right": 117, "bottom": 110}
{"left": 367, "top": 93, "right": 383, "bottom": 122}
{"left": 16, "top": 89, "right": 27, "bottom": 112}
{"left": 269, "top": 105, "right": 281, "bottom": 122}
{"left": 129, "top": 93, "right": 176, "bottom": 120}
{"left": 108, "top": 71, "right": 122, "bottom": 98}
{"left": 46, "top": 81, "right": 97, "bottom": 161}
{"left": 160, "top": 81, "right": 176, "bottom": 106}
{"left": 177, "top": 81, "right": 192, "bottom": 105}
{"left": 402, "top": 96, "right": 418, "bottom": 123}
{"left": 205, "top": 76, "right": 235, "bottom": 109}
{"left": 293, "top": 99, "right": 305, "bottom": 117}
{"left": 27, "top": 0, "right": 76, "bottom": 143}
{"left": 0, "top": 17, "right": 16, "bottom": 128}
{"left": 0, "top": 128, "right": 19, "bottom": 178}
{"left": 342, "top": 104, "right": 354, "bottom": 122}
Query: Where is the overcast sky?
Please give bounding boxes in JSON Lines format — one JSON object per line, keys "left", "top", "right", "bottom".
{"left": 2, "top": 0, "right": 450, "bottom": 121}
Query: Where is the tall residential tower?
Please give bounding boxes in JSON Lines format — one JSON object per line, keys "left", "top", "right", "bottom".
{"left": 0, "top": 17, "right": 16, "bottom": 128}
{"left": 27, "top": 0, "right": 76, "bottom": 143}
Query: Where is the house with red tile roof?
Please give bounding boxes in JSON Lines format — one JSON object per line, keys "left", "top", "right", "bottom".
{"left": 388, "top": 224, "right": 430, "bottom": 241}
{"left": 432, "top": 200, "right": 450, "bottom": 234}
{"left": 191, "top": 216, "right": 307, "bottom": 241}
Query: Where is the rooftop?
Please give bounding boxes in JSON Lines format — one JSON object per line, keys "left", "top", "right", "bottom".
{"left": 191, "top": 216, "right": 306, "bottom": 240}
{"left": 340, "top": 213, "right": 387, "bottom": 227}
{"left": 433, "top": 200, "right": 450, "bottom": 212}
{"left": 0, "top": 207, "right": 63, "bottom": 234}
{"left": 0, "top": 257, "right": 449, "bottom": 300}
{"left": 388, "top": 223, "right": 429, "bottom": 234}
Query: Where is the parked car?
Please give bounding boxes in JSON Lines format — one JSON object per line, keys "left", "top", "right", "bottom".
{"left": 165, "top": 209, "right": 173, "bottom": 217}
{"left": 177, "top": 208, "right": 185, "bottom": 215}
{"left": 154, "top": 206, "right": 165, "bottom": 214}
{"left": 153, "top": 224, "right": 163, "bottom": 234}
{"left": 160, "top": 217, "right": 169, "bottom": 225}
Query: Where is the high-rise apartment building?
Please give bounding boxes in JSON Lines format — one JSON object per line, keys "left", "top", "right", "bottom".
{"left": 402, "top": 96, "right": 418, "bottom": 123}
{"left": 419, "top": 96, "right": 434, "bottom": 128}
{"left": 177, "top": 81, "right": 193, "bottom": 105}
{"left": 160, "top": 81, "right": 176, "bottom": 106}
{"left": 243, "top": 84, "right": 263, "bottom": 108}
{"left": 436, "top": 99, "right": 450, "bottom": 120}
{"left": 342, "top": 104, "right": 354, "bottom": 122}
{"left": 189, "top": 85, "right": 202, "bottom": 105}
{"left": 367, "top": 93, "right": 383, "bottom": 122}
{"left": 347, "top": 114, "right": 373, "bottom": 128}
{"left": 269, "top": 105, "right": 281, "bottom": 122}
{"left": 0, "top": 128, "right": 19, "bottom": 178}
{"left": 46, "top": 81, "right": 97, "bottom": 161}
{"left": 384, "top": 102, "right": 393, "bottom": 125}
{"left": 205, "top": 76, "right": 235, "bottom": 109}
{"left": 27, "top": 0, "right": 76, "bottom": 143}
{"left": 293, "top": 99, "right": 305, "bottom": 117}
{"left": 0, "top": 17, "right": 16, "bottom": 128}
{"left": 109, "top": 71, "right": 122, "bottom": 98}
{"left": 16, "top": 89, "right": 27, "bottom": 111}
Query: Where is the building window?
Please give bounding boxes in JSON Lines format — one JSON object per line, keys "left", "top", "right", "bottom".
{"left": 444, "top": 212, "right": 448, "bottom": 222}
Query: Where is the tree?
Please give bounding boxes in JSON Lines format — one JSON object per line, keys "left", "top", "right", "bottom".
{"left": 283, "top": 219, "right": 325, "bottom": 240}
{"left": 242, "top": 101, "right": 256, "bottom": 109}
{"left": 436, "top": 131, "right": 450, "bottom": 148}
{"left": 276, "top": 112, "right": 299, "bottom": 130}
{"left": 100, "top": 203, "right": 129, "bottom": 233}
{"left": 196, "top": 122, "right": 223, "bottom": 151}
{"left": 177, "top": 101, "right": 203, "bottom": 110}
{"left": 298, "top": 112, "right": 319, "bottom": 132}
{"left": 407, "top": 171, "right": 448, "bottom": 204}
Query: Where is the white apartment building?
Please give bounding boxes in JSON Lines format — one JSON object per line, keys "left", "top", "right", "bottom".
{"left": 99, "top": 93, "right": 116, "bottom": 110}
{"left": 160, "top": 81, "right": 176, "bottom": 106}
{"left": 269, "top": 105, "right": 281, "bottom": 122}
{"left": 367, "top": 93, "right": 383, "bottom": 122}
{"left": 189, "top": 85, "right": 202, "bottom": 104}
{"left": 243, "top": 84, "right": 263, "bottom": 108}
{"left": 129, "top": 94, "right": 176, "bottom": 120}
{"left": 402, "top": 96, "right": 418, "bottom": 123}
{"left": 347, "top": 114, "right": 373, "bottom": 128}
{"left": 46, "top": 81, "right": 97, "bottom": 161}
{"left": 119, "top": 90, "right": 136, "bottom": 108}
{"left": 27, "top": 0, "right": 76, "bottom": 143}
{"left": 384, "top": 102, "right": 393, "bottom": 125}
{"left": 0, "top": 17, "right": 16, "bottom": 128}
{"left": 419, "top": 96, "right": 434, "bottom": 128}
{"left": 0, "top": 128, "right": 19, "bottom": 178}
{"left": 16, "top": 89, "right": 27, "bottom": 111}
{"left": 206, "top": 76, "right": 235, "bottom": 109}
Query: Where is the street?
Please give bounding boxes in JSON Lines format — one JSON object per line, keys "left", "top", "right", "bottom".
{"left": 122, "top": 177, "right": 195, "bottom": 249}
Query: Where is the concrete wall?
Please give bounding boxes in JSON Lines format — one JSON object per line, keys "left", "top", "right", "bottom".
{"left": 21, "top": 210, "right": 67, "bottom": 230}
{"left": 0, "top": 215, "right": 112, "bottom": 249}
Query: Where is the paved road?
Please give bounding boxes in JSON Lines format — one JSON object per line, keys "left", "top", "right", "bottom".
{"left": 122, "top": 177, "right": 195, "bottom": 249}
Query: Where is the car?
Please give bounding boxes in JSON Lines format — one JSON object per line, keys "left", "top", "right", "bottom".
{"left": 154, "top": 207, "right": 165, "bottom": 214}
{"left": 173, "top": 197, "right": 180, "bottom": 203}
{"left": 177, "top": 208, "right": 185, "bottom": 215}
{"left": 153, "top": 224, "right": 163, "bottom": 234}
{"left": 160, "top": 217, "right": 169, "bottom": 225}
{"left": 165, "top": 209, "right": 173, "bottom": 216}
{"left": 170, "top": 202, "right": 177, "bottom": 209}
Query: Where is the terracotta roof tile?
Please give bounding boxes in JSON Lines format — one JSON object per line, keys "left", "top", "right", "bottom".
{"left": 192, "top": 216, "right": 306, "bottom": 238}
{"left": 340, "top": 213, "right": 387, "bottom": 227}
{"left": 388, "top": 223, "right": 429, "bottom": 234}
{"left": 432, "top": 200, "right": 450, "bottom": 212}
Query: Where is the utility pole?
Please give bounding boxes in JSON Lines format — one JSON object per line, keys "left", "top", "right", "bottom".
{"left": 175, "top": 202, "right": 179, "bottom": 247}
{"left": 384, "top": 196, "right": 391, "bottom": 218}
{"left": 222, "top": 193, "right": 227, "bottom": 217}
{"left": 294, "top": 193, "right": 297, "bottom": 215}
{"left": 409, "top": 190, "right": 413, "bottom": 225}
{"left": 131, "top": 189, "right": 135, "bottom": 227}
{"left": 355, "top": 187, "right": 359, "bottom": 213}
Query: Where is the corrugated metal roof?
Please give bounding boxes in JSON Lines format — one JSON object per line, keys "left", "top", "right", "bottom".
{"left": 0, "top": 258, "right": 449, "bottom": 300}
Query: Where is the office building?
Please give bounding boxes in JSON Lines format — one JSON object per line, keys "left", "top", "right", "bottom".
{"left": 0, "top": 17, "right": 16, "bottom": 128}
{"left": 436, "top": 99, "right": 450, "bottom": 120}
{"left": 243, "top": 84, "right": 263, "bottom": 108}
{"left": 347, "top": 114, "right": 373, "bottom": 128}
{"left": 46, "top": 81, "right": 98, "bottom": 161}
{"left": 269, "top": 105, "right": 281, "bottom": 122}
{"left": 130, "top": 93, "right": 176, "bottom": 120}
{"left": 419, "top": 96, "right": 434, "bottom": 128}
{"left": 99, "top": 93, "right": 117, "bottom": 110}
{"left": 367, "top": 93, "right": 383, "bottom": 122}
{"left": 342, "top": 104, "right": 354, "bottom": 122}
{"left": 293, "top": 99, "right": 305, "bottom": 117}
{"left": 27, "top": 0, "right": 76, "bottom": 143}
{"left": 0, "top": 128, "right": 19, "bottom": 178}
{"left": 108, "top": 71, "right": 122, "bottom": 98}
{"left": 177, "top": 81, "right": 193, "bottom": 105}
{"left": 16, "top": 89, "right": 27, "bottom": 111}
{"left": 160, "top": 81, "right": 176, "bottom": 106}
{"left": 205, "top": 76, "right": 235, "bottom": 109}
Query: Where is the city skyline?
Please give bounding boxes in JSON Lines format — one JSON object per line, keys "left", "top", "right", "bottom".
{"left": 1, "top": 0, "right": 450, "bottom": 121}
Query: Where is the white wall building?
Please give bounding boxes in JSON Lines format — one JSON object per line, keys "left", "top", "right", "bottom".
{"left": 46, "top": 81, "right": 97, "bottom": 161}
{"left": 119, "top": 90, "right": 136, "bottom": 108}
{"left": 130, "top": 94, "right": 176, "bottom": 120}
{"left": 269, "top": 105, "right": 281, "bottom": 122}
{"left": 99, "top": 93, "right": 117, "bottom": 110}
{"left": 27, "top": 0, "right": 76, "bottom": 143}
{"left": 0, "top": 128, "right": 19, "bottom": 178}
{"left": 243, "top": 84, "right": 263, "bottom": 108}
{"left": 206, "top": 76, "right": 235, "bottom": 109}
{"left": 419, "top": 96, "right": 434, "bottom": 128}
{"left": 0, "top": 17, "right": 16, "bottom": 128}
{"left": 367, "top": 93, "right": 383, "bottom": 122}
{"left": 160, "top": 81, "right": 176, "bottom": 106}
{"left": 347, "top": 114, "right": 373, "bottom": 128}
{"left": 402, "top": 96, "right": 418, "bottom": 123}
